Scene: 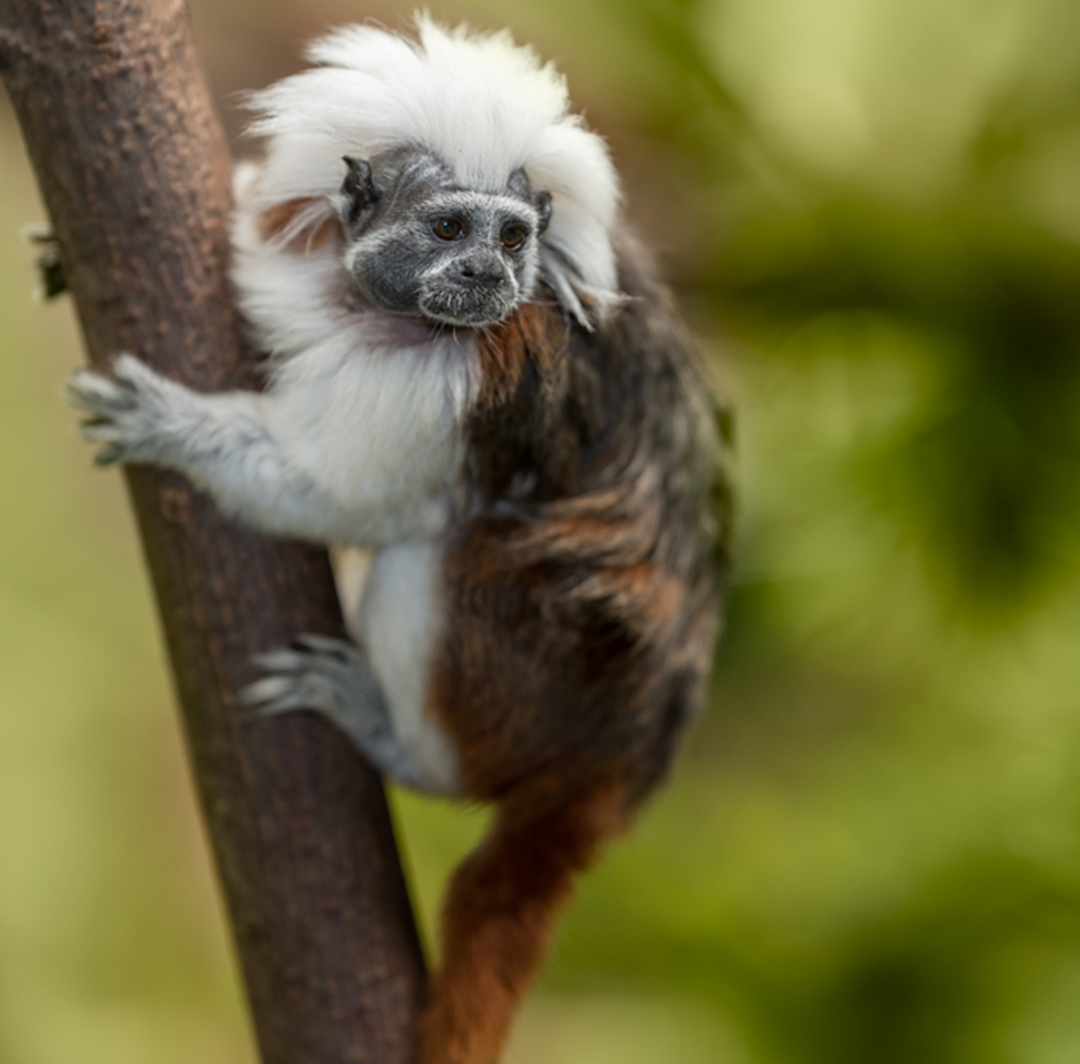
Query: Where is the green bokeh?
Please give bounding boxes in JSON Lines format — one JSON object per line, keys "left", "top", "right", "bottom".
{"left": 2, "top": 1, "right": 1079, "bottom": 1061}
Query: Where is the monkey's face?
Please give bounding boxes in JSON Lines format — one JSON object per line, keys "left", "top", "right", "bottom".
{"left": 339, "top": 151, "right": 552, "bottom": 328}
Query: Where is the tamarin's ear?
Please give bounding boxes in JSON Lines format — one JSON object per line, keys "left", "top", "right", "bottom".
{"left": 341, "top": 156, "right": 380, "bottom": 225}
{"left": 535, "top": 191, "right": 553, "bottom": 236}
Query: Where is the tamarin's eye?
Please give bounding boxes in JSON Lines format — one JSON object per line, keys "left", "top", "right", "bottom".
{"left": 432, "top": 217, "right": 465, "bottom": 240}
{"left": 500, "top": 223, "right": 529, "bottom": 250}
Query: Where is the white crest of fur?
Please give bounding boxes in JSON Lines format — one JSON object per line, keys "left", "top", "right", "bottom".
{"left": 242, "top": 16, "right": 622, "bottom": 323}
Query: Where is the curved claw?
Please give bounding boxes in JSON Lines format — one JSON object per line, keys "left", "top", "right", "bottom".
{"left": 240, "top": 674, "right": 308, "bottom": 713}
{"left": 294, "top": 632, "right": 357, "bottom": 659}
{"left": 251, "top": 648, "right": 310, "bottom": 673}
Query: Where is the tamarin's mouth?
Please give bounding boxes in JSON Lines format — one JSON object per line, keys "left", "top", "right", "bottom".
{"left": 418, "top": 287, "right": 516, "bottom": 328}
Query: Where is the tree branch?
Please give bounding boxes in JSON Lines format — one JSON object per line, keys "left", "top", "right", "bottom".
{"left": 0, "top": 2, "right": 426, "bottom": 1061}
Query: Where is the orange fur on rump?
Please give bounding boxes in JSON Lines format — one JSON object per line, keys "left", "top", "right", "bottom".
{"left": 421, "top": 780, "right": 628, "bottom": 1064}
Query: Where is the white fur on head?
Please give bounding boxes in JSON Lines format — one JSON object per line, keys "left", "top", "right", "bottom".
{"left": 243, "top": 16, "right": 622, "bottom": 326}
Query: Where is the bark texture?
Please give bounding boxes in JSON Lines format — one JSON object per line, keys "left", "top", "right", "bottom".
{"left": 0, "top": 2, "right": 426, "bottom": 1061}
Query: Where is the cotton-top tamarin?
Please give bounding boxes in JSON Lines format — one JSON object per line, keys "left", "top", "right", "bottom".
{"left": 66, "top": 18, "right": 730, "bottom": 1064}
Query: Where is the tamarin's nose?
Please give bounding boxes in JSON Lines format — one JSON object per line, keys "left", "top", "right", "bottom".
{"left": 458, "top": 255, "right": 505, "bottom": 286}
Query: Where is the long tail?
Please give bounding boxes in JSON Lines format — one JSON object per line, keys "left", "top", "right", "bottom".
{"left": 421, "top": 780, "right": 628, "bottom": 1064}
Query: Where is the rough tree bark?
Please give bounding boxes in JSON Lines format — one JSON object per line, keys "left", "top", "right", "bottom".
{"left": 0, "top": 2, "right": 427, "bottom": 1062}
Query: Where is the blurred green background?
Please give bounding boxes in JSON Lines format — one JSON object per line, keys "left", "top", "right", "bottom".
{"left": 3, "top": 0, "right": 1080, "bottom": 1061}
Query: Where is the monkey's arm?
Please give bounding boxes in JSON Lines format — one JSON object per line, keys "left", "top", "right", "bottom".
{"left": 66, "top": 354, "right": 350, "bottom": 542}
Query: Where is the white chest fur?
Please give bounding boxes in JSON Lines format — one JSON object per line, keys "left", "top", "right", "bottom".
{"left": 261, "top": 327, "right": 477, "bottom": 545}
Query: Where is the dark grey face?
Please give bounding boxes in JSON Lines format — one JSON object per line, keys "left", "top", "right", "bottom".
{"left": 338, "top": 148, "right": 552, "bottom": 328}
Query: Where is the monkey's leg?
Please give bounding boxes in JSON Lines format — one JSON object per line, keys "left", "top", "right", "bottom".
{"left": 243, "top": 634, "right": 433, "bottom": 791}
{"left": 422, "top": 781, "right": 628, "bottom": 1064}
{"left": 65, "top": 355, "right": 344, "bottom": 541}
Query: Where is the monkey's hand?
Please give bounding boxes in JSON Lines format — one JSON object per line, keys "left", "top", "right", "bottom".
{"left": 65, "top": 354, "right": 194, "bottom": 467}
